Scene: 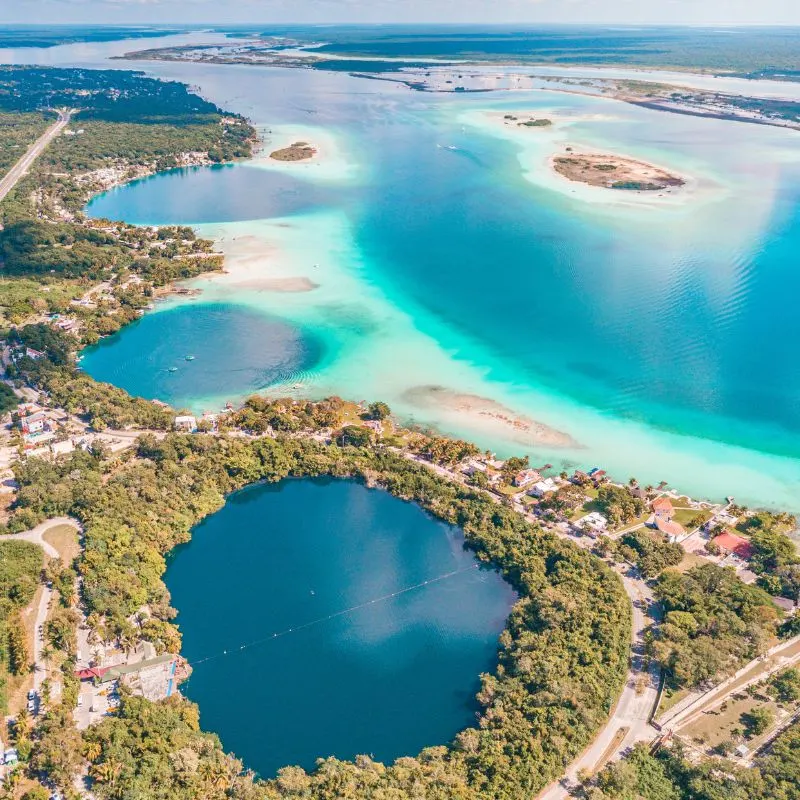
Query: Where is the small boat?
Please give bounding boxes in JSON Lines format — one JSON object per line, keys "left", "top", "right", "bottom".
{"left": 185, "top": 355, "right": 195, "bottom": 361}
{"left": 168, "top": 367, "right": 178, "bottom": 373}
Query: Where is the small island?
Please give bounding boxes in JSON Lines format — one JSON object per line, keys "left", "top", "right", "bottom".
{"left": 269, "top": 141, "right": 317, "bottom": 161}
{"left": 553, "top": 152, "right": 685, "bottom": 191}
{"left": 503, "top": 114, "right": 552, "bottom": 127}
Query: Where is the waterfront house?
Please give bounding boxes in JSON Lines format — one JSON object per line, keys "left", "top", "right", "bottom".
{"left": 651, "top": 497, "right": 675, "bottom": 519}
{"left": 529, "top": 477, "right": 559, "bottom": 498}
{"left": 712, "top": 531, "right": 755, "bottom": 561}
{"left": 514, "top": 469, "right": 543, "bottom": 488}
{"left": 98, "top": 654, "right": 178, "bottom": 702}
{"left": 587, "top": 467, "right": 608, "bottom": 484}
{"left": 174, "top": 415, "right": 198, "bottom": 433}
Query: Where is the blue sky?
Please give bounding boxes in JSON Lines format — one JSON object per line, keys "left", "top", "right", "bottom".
{"left": 2, "top": 0, "right": 799, "bottom": 25}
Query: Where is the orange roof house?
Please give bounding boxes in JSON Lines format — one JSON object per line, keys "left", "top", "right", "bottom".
{"left": 652, "top": 497, "right": 674, "bottom": 518}
{"left": 655, "top": 516, "right": 686, "bottom": 538}
{"left": 712, "top": 531, "right": 755, "bottom": 560}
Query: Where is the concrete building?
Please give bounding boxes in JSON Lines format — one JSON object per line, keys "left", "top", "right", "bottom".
{"left": 529, "top": 477, "right": 559, "bottom": 498}
{"left": 174, "top": 415, "right": 198, "bottom": 433}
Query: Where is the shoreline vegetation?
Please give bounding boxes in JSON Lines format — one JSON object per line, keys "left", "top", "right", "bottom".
{"left": 269, "top": 141, "right": 318, "bottom": 162}
{"left": 0, "top": 59, "right": 797, "bottom": 800}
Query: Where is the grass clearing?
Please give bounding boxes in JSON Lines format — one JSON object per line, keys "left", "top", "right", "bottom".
{"left": 43, "top": 523, "right": 81, "bottom": 566}
{"left": 672, "top": 507, "right": 711, "bottom": 529}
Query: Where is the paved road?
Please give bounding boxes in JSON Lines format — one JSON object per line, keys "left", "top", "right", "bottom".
{"left": 0, "top": 110, "right": 72, "bottom": 204}
{"left": 399, "top": 452, "right": 663, "bottom": 796}
{"left": 0, "top": 517, "right": 81, "bottom": 693}
{"left": 538, "top": 570, "right": 660, "bottom": 799}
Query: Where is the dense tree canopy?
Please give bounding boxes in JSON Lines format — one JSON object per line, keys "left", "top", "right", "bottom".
{"left": 653, "top": 564, "right": 780, "bottom": 687}
{"left": 12, "top": 429, "right": 632, "bottom": 799}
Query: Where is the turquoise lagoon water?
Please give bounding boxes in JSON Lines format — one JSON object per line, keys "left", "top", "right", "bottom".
{"left": 165, "top": 478, "right": 515, "bottom": 776}
{"left": 80, "top": 302, "right": 323, "bottom": 409}
{"left": 78, "top": 62, "right": 800, "bottom": 509}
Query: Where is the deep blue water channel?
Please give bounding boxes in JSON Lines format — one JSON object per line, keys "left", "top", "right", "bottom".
{"left": 165, "top": 478, "right": 515, "bottom": 776}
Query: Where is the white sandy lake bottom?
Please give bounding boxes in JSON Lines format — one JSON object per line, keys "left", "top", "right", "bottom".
{"left": 155, "top": 206, "right": 800, "bottom": 512}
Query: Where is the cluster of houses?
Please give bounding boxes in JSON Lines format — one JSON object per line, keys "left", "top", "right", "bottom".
{"left": 9, "top": 402, "right": 98, "bottom": 459}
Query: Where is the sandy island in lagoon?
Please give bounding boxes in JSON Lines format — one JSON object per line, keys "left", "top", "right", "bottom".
{"left": 269, "top": 141, "right": 318, "bottom": 162}
{"left": 474, "top": 108, "right": 698, "bottom": 204}
{"left": 402, "top": 385, "right": 579, "bottom": 449}
{"left": 552, "top": 152, "right": 685, "bottom": 191}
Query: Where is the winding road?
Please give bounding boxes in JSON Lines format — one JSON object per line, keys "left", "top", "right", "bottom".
{"left": 0, "top": 110, "right": 72, "bottom": 204}
{"left": 0, "top": 517, "right": 81, "bottom": 693}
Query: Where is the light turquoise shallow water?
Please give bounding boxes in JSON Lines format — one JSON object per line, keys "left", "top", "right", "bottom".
{"left": 81, "top": 60, "right": 800, "bottom": 510}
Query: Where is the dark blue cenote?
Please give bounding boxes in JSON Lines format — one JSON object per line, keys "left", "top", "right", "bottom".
{"left": 165, "top": 478, "right": 516, "bottom": 777}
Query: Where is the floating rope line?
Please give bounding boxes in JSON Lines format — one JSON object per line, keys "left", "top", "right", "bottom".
{"left": 190, "top": 563, "right": 480, "bottom": 667}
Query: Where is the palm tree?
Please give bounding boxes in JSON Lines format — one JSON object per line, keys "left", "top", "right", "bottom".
{"left": 84, "top": 740, "right": 103, "bottom": 762}
{"left": 91, "top": 758, "right": 122, "bottom": 788}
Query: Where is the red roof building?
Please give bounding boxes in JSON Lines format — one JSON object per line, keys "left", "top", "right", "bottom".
{"left": 75, "top": 666, "right": 110, "bottom": 682}
{"left": 712, "top": 531, "right": 755, "bottom": 560}
{"left": 655, "top": 516, "right": 686, "bottom": 538}
{"left": 652, "top": 497, "right": 675, "bottom": 518}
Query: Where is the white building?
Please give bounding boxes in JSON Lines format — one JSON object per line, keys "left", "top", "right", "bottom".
{"left": 529, "top": 477, "right": 559, "bottom": 498}
{"left": 174, "top": 415, "right": 198, "bottom": 433}
{"left": 573, "top": 511, "right": 609, "bottom": 536}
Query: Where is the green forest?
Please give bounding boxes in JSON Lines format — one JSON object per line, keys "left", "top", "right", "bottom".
{"left": 0, "top": 540, "right": 44, "bottom": 714}
{"left": 0, "top": 112, "right": 53, "bottom": 177}
{"left": 0, "top": 66, "right": 254, "bottom": 330}
{"left": 590, "top": 728, "right": 800, "bottom": 800}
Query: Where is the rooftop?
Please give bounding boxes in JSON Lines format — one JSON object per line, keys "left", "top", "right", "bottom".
{"left": 652, "top": 497, "right": 674, "bottom": 514}
{"left": 712, "top": 531, "right": 755, "bottom": 560}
